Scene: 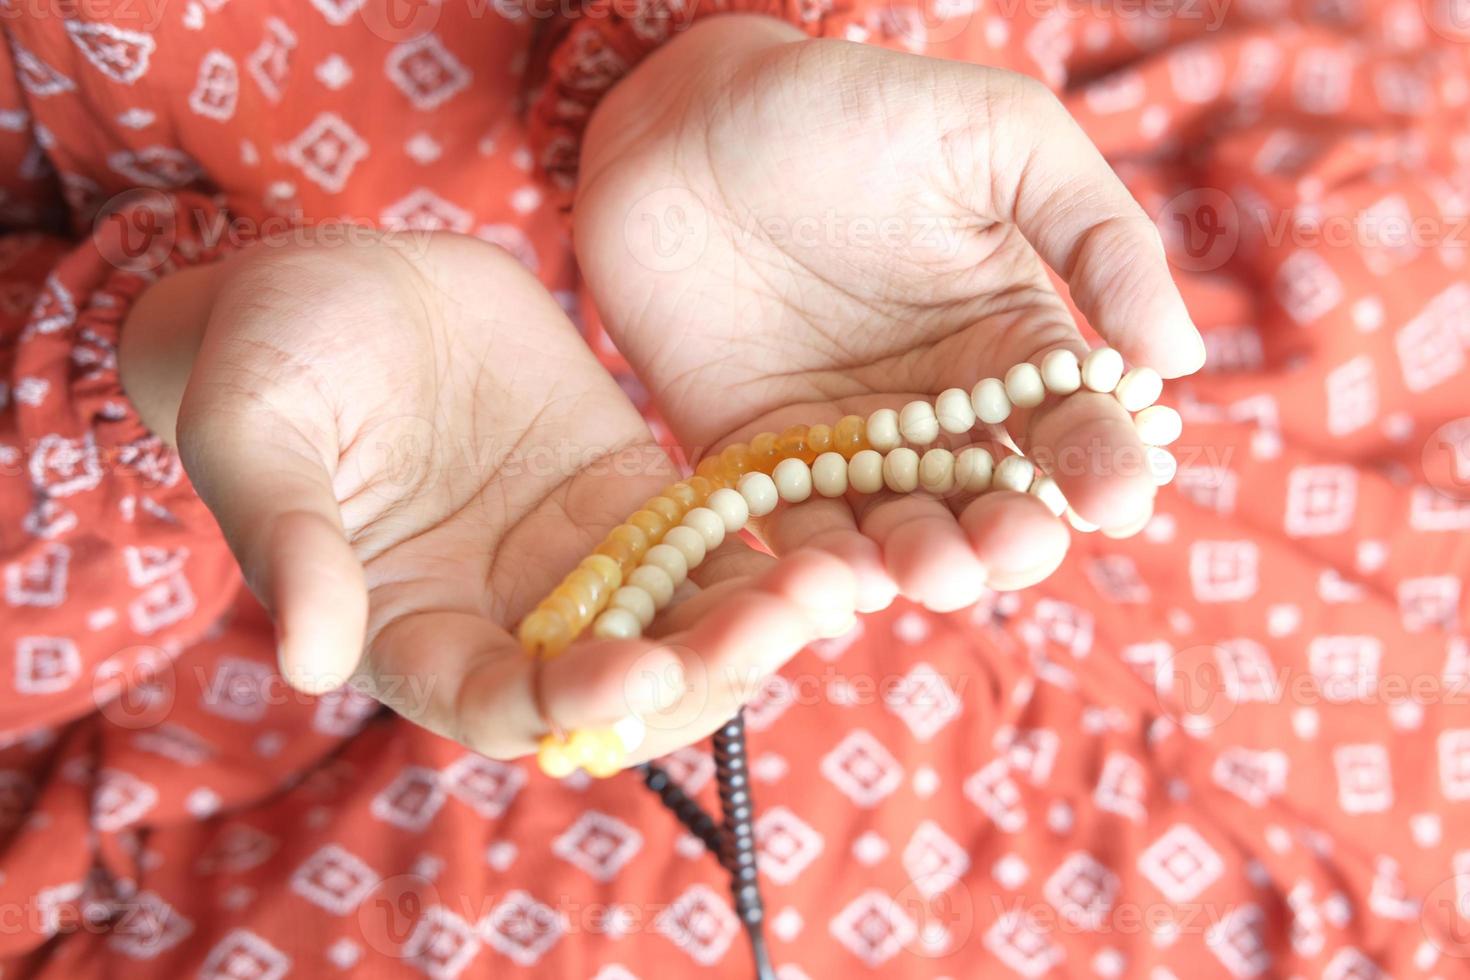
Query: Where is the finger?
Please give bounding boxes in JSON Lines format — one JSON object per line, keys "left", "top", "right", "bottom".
{"left": 957, "top": 490, "right": 1070, "bottom": 591}
{"left": 757, "top": 495, "right": 898, "bottom": 614}
{"left": 852, "top": 490, "right": 990, "bottom": 613}
{"left": 176, "top": 408, "right": 366, "bottom": 694}
{"left": 985, "top": 74, "right": 1205, "bottom": 377}
{"left": 650, "top": 534, "right": 776, "bottom": 637}
{"left": 1024, "top": 371, "right": 1155, "bottom": 528}
{"left": 366, "top": 611, "right": 684, "bottom": 760}
{"left": 627, "top": 548, "right": 860, "bottom": 762}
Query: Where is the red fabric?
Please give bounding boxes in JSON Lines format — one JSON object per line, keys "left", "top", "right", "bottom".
{"left": 1, "top": 2, "right": 1469, "bottom": 978}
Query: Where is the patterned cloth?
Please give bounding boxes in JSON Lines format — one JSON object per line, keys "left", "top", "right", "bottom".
{"left": 2, "top": 1, "right": 1469, "bottom": 977}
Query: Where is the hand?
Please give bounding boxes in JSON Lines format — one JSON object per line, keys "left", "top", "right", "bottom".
{"left": 574, "top": 17, "right": 1205, "bottom": 612}
{"left": 119, "top": 232, "right": 860, "bottom": 763}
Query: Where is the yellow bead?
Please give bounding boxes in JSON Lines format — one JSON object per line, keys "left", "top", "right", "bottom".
{"left": 719, "top": 443, "right": 752, "bottom": 483}
{"left": 807, "top": 424, "right": 833, "bottom": 455}
{"left": 596, "top": 523, "right": 649, "bottom": 577}
{"left": 778, "top": 425, "right": 815, "bottom": 464}
{"left": 579, "top": 553, "right": 622, "bottom": 593}
{"left": 667, "top": 481, "right": 701, "bottom": 510}
{"left": 577, "top": 728, "right": 626, "bottom": 778}
{"left": 834, "top": 415, "right": 868, "bottom": 456}
{"left": 542, "top": 593, "right": 584, "bottom": 632}
{"left": 644, "top": 495, "right": 684, "bottom": 525}
{"left": 687, "top": 475, "right": 721, "bottom": 500}
{"left": 628, "top": 508, "right": 672, "bottom": 541}
{"left": 564, "top": 728, "right": 601, "bottom": 764}
{"left": 694, "top": 456, "right": 729, "bottom": 486}
{"left": 537, "top": 737, "right": 578, "bottom": 778}
{"left": 517, "top": 608, "right": 572, "bottom": 658}
{"left": 748, "top": 432, "right": 780, "bottom": 473}
{"left": 554, "top": 567, "right": 610, "bottom": 623}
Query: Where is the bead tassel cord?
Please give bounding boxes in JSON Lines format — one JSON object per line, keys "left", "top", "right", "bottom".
{"left": 517, "top": 346, "right": 1179, "bottom": 778}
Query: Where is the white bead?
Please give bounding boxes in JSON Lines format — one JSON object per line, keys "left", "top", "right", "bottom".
{"left": 1081, "top": 346, "right": 1125, "bottom": 393}
{"left": 1115, "top": 366, "right": 1163, "bottom": 412}
{"left": 681, "top": 506, "right": 726, "bottom": 551}
{"left": 954, "top": 447, "right": 994, "bottom": 492}
{"left": 1146, "top": 446, "right": 1178, "bottom": 485}
{"left": 1134, "top": 404, "right": 1182, "bottom": 446}
{"left": 992, "top": 454, "right": 1035, "bottom": 493}
{"left": 1004, "top": 362, "right": 1045, "bottom": 408}
{"left": 662, "top": 524, "right": 707, "bottom": 568}
{"left": 919, "top": 448, "right": 955, "bottom": 494}
{"left": 971, "top": 378, "right": 1011, "bottom": 424}
{"left": 609, "top": 585, "right": 656, "bottom": 628}
{"left": 627, "top": 564, "right": 675, "bottom": 607}
{"left": 1066, "top": 507, "right": 1099, "bottom": 533}
{"left": 592, "top": 607, "right": 642, "bottom": 640}
{"left": 898, "top": 400, "right": 940, "bottom": 445}
{"left": 812, "top": 452, "right": 848, "bottom": 497}
{"left": 1028, "top": 474, "right": 1067, "bottom": 516}
{"left": 848, "top": 449, "right": 884, "bottom": 494}
{"left": 1040, "top": 349, "right": 1082, "bottom": 395}
{"left": 882, "top": 447, "right": 920, "bottom": 493}
{"left": 773, "top": 457, "right": 813, "bottom": 503}
{"left": 643, "top": 543, "right": 688, "bottom": 587}
{"left": 613, "top": 714, "right": 646, "bottom": 753}
{"left": 737, "top": 471, "right": 779, "bottom": 517}
{"left": 705, "top": 488, "right": 749, "bottom": 532}
{"left": 866, "top": 408, "right": 902, "bottom": 452}
{"left": 935, "top": 387, "right": 976, "bottom": 434}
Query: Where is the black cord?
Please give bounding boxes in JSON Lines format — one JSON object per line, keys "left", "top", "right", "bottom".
{"left": 712, "top": 711, "right": 776, "bottom": 980}
{"left": 637, "top": 709, "right": 775, "bottom": 980}
{"left": 637, "top": 761, "right": 723, "bottom": 856}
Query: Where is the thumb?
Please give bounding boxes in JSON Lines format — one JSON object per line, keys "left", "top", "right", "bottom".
{"left": 979, "top": 72, "right": 1206, "bottom": 378}
{"left": 177, "top": 403, "right": 367, "bottom": 694}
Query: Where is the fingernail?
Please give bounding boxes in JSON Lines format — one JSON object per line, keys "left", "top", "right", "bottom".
{"left": 612, "top": 715, "right": 646, "bottom": 753}
{"left": 1181, "top": 326, "right": 1207, "bottom": 374}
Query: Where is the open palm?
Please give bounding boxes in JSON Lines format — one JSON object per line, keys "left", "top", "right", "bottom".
{"left": 574, "top": 21, "right": 1204, "bottom": 611}
{"left": 155, "top": 233, "right": 854, "bottom": 763}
